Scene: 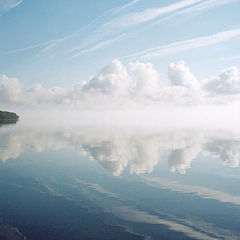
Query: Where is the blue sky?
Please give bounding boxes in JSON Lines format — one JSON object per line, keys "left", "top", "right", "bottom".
{"left": 0, "top": 0, "right": 240, "bottom": 88}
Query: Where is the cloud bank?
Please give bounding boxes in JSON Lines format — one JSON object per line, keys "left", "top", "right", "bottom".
{"left": 1, "top": 59, "right": 240, "bottom": 109}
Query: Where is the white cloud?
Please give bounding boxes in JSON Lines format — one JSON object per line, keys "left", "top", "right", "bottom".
{"left": 25, "top": 84, "right": 71, "bottom": 105}
{"left": 168, "top": 61, "right": 201, "bottom": 91}
{"left": 0, "top": 74, "right": 22, "bottom": 104}
{"left": 204, "top": 67, "right": 240, "bottom": 95}
{"left": 2, "top": 59, "right": 240, "bottom": 109}
{"left": 129, "top": 61, "right": 161, "bottom": 97}
{"left": 82, "top": 59, "right": 131, "bottom": 97}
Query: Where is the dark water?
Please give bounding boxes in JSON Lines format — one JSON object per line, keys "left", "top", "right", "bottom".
{"left": 1, "top": 123, "right": 240, "bottom": 240}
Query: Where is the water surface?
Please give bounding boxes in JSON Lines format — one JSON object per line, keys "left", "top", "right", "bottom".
{"left": 1, "top": 122, "right": 240, "bottom": 240}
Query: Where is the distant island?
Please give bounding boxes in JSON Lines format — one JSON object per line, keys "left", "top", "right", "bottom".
{"left": 0, "top": 111, "right": 19, "bottom": 124}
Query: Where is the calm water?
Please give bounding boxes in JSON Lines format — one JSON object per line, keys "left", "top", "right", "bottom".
{"left": 1, "top": 122, "right": 240, "bottom": 240}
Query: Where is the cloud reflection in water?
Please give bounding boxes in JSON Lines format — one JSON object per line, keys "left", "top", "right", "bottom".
{"left": 1, "top": 125, "right": 240, "bottom": 175}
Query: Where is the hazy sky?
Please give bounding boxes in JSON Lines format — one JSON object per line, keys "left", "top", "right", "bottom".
{"left": 0, "top": 0, "right": 240, "bottom": 88}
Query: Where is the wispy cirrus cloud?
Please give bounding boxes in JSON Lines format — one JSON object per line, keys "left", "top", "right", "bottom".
{"left": 93, "top": 0, "right": 142, "bottom": 21}
{"left": 67, "top": 0, "right": 142, "bottom": 54}
{"left": 0, "top": 0, "right": 23, "bottom": 12}
{"left": 68, "top": 0, "right": 205, "bottom": 56}
{"left": 100, "top": 0, "right": 205, "bottom": 30}
{"left": 152, "top": 0, "right": 237, "bottom": 25}
{"left": 5, "top": 40, "right": 54, "bottom": 55}
{"left": 119, "top": 28, "right": 240, "bottom": 60}
{"left": 108, "top": 0, "right": 142, "bottom": 15}
{"left": 3, "top": 1, "right": 140, "bottom": 57}
{"left": 5, "top": 35, "right": 72, "bottom": 56}
{"left": 73, "top": 0, "right": 236, "bottom": 59}
{"left": 72, "top": 34, "right": 127, "bottom": 58}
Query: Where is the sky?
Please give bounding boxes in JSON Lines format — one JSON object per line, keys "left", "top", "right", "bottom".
{"left": 0, "top": 0, "right": 240, "bottom": 110}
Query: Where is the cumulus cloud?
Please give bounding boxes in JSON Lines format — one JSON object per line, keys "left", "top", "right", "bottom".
{"left": 204, "top": 67, "right": 240, "bottom": 95}
{"left": 0, "top": 74, "right": 22, "bottom": 104}
{"left": 1, "top": 59, "right": 240, "bottom": 109}
{"left": 82, "top": 59, "right": 130, "bottom": 96}
{"left": 168, "top": 61, "right": 200, "bottom": 91}
{"left": 129, "top": 61, "right": 161, "bottom": 97}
